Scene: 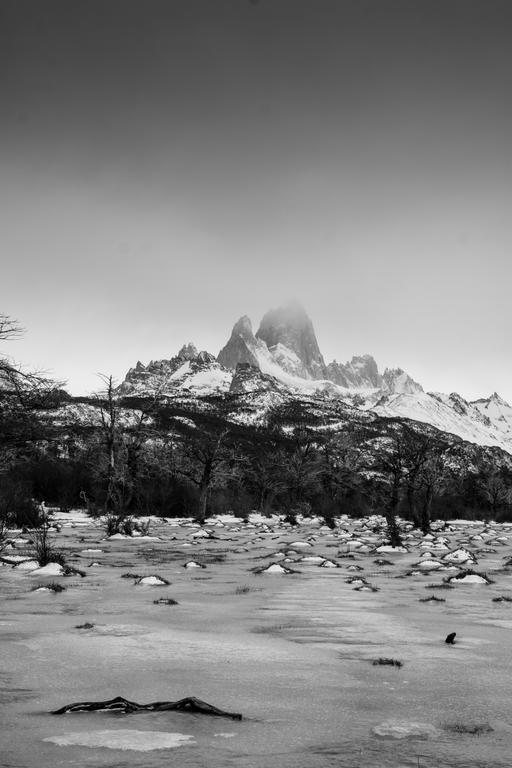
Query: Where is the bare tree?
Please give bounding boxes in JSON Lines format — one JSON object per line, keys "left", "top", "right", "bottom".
{"left": 376, "top": 431, "right": 406, "bottom": 547}
{"left": 399, "top": 429, "right": 456, "bottom": 534}
{"left": 320, "top": 431, "right": 363, "bottom": 504}
{"left": 0, "top": 313, "right": 63, "bottom": 529}
{"left": 170, "top": 418, "right": 234, "bottom": 523}
{"left": 479, "top": 471, "right": 512, "bottom": 518}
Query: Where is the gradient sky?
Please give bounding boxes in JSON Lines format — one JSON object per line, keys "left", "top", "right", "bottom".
{"left": 1, "top": 0, "right": 511, "bottom": 400}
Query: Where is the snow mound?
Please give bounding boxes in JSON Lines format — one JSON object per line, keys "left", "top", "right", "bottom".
{"left": 30, "top": 562, "right": 64, "bottom": 576}
{"left": 136, "top": 575, "right": 169, "bottom": 586}
{"left": 443, "top": 548, "right": 474, "bottom": 564}
{"left": 260, "top": 563, "right": 294, "bottom": 574}
{"left": 450, "top": 573, "right": 489, "bottom": 584}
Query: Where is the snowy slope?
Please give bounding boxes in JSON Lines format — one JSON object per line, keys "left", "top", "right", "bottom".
{"left": 373, "top": 391, "right": 512, "bottom": 453}
{"left": 472, "top": 393, "right": 512, "bottom": 446}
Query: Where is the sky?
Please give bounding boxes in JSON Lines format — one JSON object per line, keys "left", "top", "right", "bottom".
{"left": 1, "top": 0, "right": 511, "bottom": 400}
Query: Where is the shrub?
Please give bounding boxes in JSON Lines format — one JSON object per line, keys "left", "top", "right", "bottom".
{"left": 153, "top": 598, "right": 178, "bottom": 605}
{"left": 283, "top": 510, "right": 298, "bottom": 526}
{"left": 419, "top": 595, "right": 446, "bottom": 603}
{"left": 425, "top": 583, "right": 454, "bottom": 590}
{"left": 372, "top": 658, "right": 403, "bottom": 668}
{"left": 103, "top": 512, "right": 125, "bottom": 536}
{"left": 32, "top": 518, "right": 66, "bottom": 567}
{"left": 444, "top": 721, "right": 493, "bottom": 735}
{"left": 0, "top": 479, "right": 41, "bottom": 530}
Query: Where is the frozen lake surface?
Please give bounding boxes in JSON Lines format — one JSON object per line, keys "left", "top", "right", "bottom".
{"left": 2, "top": 512, "right": 512, "bottom": 767}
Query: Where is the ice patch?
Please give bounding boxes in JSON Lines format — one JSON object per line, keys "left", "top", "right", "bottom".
{"left": 372, "top": 720, "right": 441, "bottom": 739}
{"left": 44, "top": 729, "right": 195, "bottom": 751}
{"left": 13, "top": 559, "right": 39, "bottom": 571}
{"left": 375, "top": 545, "right": 408, "bottom": 554}
{"left": 0, "top": 554, "right": 34, "bottom": 564}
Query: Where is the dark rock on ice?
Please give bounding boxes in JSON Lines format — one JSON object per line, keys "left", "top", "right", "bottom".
{"left": 52, "top": 695, "right": 242, "bottom": 720}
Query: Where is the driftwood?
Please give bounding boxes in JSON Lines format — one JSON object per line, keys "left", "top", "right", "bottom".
{"left": 51, "top": 695, "right": 242, "bottom": 720}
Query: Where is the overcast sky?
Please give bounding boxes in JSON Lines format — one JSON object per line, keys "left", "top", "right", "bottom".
{"left": 1, "top": 0, "right": 511, "bottom": 400}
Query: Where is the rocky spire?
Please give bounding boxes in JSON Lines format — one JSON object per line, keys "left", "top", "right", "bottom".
{"left": 217, "top": 315, "right": 261, "bottom": 370}
{"left": 255, "top": 301, "right": 326, "bottom": 379}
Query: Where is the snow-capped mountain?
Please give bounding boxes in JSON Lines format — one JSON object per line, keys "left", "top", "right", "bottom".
{"left": 117, "top": 302, "right": 512, "bottom": 455}
{"left": 119, "top": 346, "right": 231, "bottom": 396}
{"left": 373, "top": 391, "right": 512, "bottom": 453}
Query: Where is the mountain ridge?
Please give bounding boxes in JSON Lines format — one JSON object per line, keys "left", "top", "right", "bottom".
{"left": 118, "top": 302, "right": 512, "bottom": 455}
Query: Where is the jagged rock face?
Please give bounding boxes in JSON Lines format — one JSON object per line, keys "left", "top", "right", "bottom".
{"left": 382, "top": 368, "right": 423, "bottom": 395}
{"left": 119, "top": 345, "right": 230, "bottom": 395}
{"left": 177, "top": 343, "right": 198, "bottom": 360}
{"left": 229, "top": 363, "right": 281, "bottom": 394}
{"left": 196, "top": 351, "right": 217, "bottom": 365}
{"left": 327, "top": 354, "right": 382, "bottom": 389}
{"left": 217, "top": 316, "right": 262, "bottom": 370}
{"left": 255, "top": 302, "right": 326, "bottom": 379}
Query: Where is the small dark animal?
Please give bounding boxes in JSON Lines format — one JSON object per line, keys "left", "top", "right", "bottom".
{"left": 445, "top": 632, "right": 456, "bottom": 644}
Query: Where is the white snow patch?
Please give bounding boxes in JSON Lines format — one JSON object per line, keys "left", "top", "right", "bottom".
{"left": 261, "top": 563, "right": 292, "bottom": 574}
{"left": 136, "top": 575, "right": 168, "bottom": 586}
{"left": 450, "top": 574, "right": 489, "bottom": 584}
{"left": 375, "top": 545, "right": 408, "bottom": 554}
{"left": 372, "top": 720, "right": 440, "bottom": 739}
{"left": 43, "top": 730, "right": 195, "bottom": 751}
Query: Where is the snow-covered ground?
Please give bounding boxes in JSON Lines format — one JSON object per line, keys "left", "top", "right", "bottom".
{"left": 2, "top": 511, "right": 512, "bottom": 768}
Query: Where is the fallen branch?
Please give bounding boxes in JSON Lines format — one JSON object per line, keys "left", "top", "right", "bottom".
{"left": 51, "top": 695, "right": 242, "bottom": 720}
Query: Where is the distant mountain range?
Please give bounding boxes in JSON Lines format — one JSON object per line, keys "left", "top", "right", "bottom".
{"left": 117, "top": 301, "right": 512, "bottom": 455}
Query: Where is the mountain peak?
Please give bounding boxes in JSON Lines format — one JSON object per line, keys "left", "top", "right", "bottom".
{"left": 490, "top": 392, "right": 509, "bottom": 406}
{"left": 231, "top": 314, "right": 254, "bottom": 339}
{"left": 177, "top": 343, "right": 198, "bottom": 360}
{"left": 382, "top": 368, "right": 424, "bottom": 395}
{"left": 326, "top": 354, "right": 381, "bottom": 389}
{"left": 217, "top": 315, "right": 261, "bottom": 370}
{"left": 255, "top": 302, "right": 325, "bottom": 379}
